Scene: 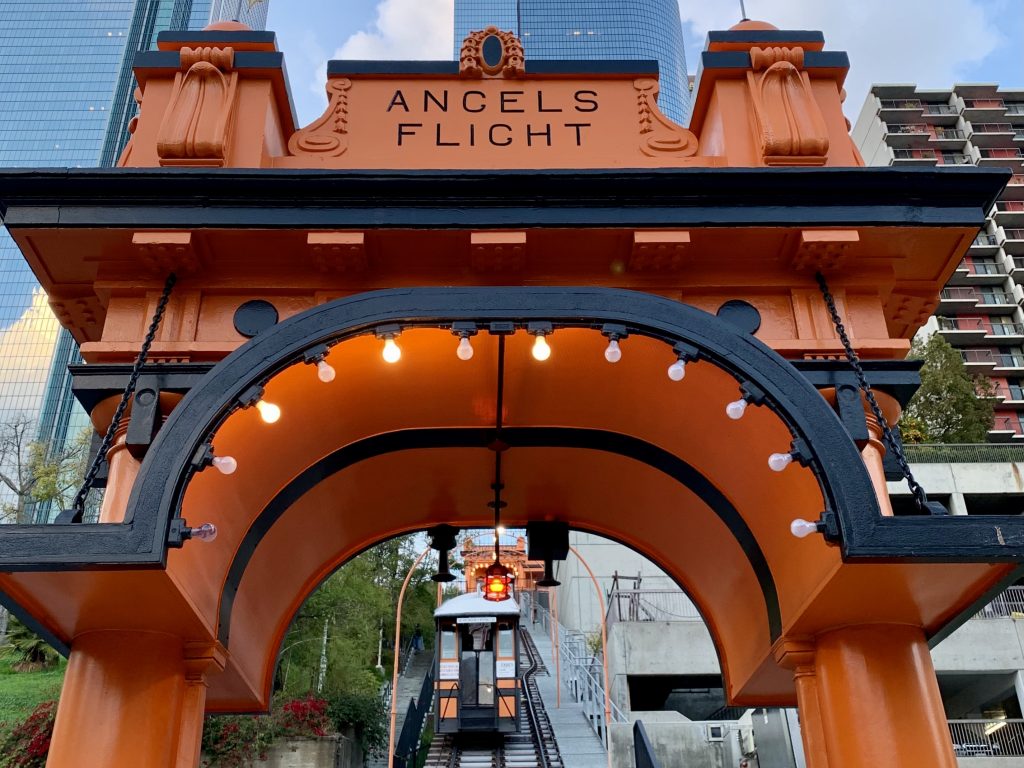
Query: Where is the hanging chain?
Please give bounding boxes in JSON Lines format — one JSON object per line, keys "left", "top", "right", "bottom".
{"left": 69, "top": 273, "right": 177, "bottom": 522}
{"left": 814, "top": 272, "right": 929, "bottom": 509}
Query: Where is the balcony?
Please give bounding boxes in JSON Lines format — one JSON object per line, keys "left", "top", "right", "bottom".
{"left": 892, "top": 148, "right": 936, "bottom": 165}
{"left": 949, "top": 719, "right": 1024, "bottom": 758}
{"left": 930, "top": 128, "right": 968, "bottom": 149}
{"left": 1006, "top": 103, "right": 1024, "bottom": 118}
{"left": 938, "top": 316, "right": 988, "bottom": 342}
{"left": 955, "top": 257, "right": 1007, "bottom": 283}
{"left": 879, "top": 98, "right": 923, "bottom": 121}
{"left": 977, "top": 291, "right": 1019, "bottom": 314}
{"left": 1011, "top": 256, "right": 1024, "bottom": 277}
{"left": 963, "top": 98, "right": 1008, "bottom": 122}
{"left": 970, "top": 233, "right": 1002, "bottom": 255}
{"left": 987, "top": 322, "right": 1024, "bottom": 345}
{"left": 922, "top": 103, "right": 960, "bottom": 125}
{"left": 937, "top": 151, "right": 973, "bottom": 166}
{"left": 883, "top": 122, "right": 930, "bottom": 147}
{"left": 993, "top": 353, "right": 1024, "bottom": 373}
{"left": 969, "top": 122, "right": 1016, "bottom": 147}
{"left": 1005, "top": 174, "right": 1024, "bottom": 200}
{"left": 939, "top": 287, "right": 980, "bottom": 313}
{"left": 995, "top": 200, "right": 1024, "bottom": 226}
{"left": 961, "top": 349, "right": 997, "bottom": 370}
{"left": 978, "top": 148, "right": 1024, "bottom": 170}
{"left": 902, "top": 443, "right": 1024, "bottom": 463}
{"left": 1004, "top": 228, "right": 1024, "bottom": 256}
{"left": 996, "top": 385, "right": 1024, "bottom": 407}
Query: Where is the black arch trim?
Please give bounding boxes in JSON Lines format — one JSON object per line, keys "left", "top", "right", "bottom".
{"left": 218, "top": 426, "right": 781, "bottom": 648}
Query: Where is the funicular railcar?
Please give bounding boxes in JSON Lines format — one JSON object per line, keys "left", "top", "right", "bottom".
{"left": 434, "top": 592, "right": 521, "bottom": 734}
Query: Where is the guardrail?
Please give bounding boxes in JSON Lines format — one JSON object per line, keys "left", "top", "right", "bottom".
{"left": 902, "top": 443, "right": 1024, "bottom": 463}
{"left": 975, "top": 586, "right": 1024, "bottom": 619}
{"left": 607, "top": 589, "right": 702, "bottom": 625}
{"left": 949, "top": 719, "right": 1024, "bottom": 757}
{"left": 392, "top": 654, "right": 435, "bottom": 768}
{"left": 633, "top": 721, "right": 663, "bottom": 768}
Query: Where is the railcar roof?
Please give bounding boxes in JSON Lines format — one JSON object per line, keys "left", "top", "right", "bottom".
{"left": 434, "top": 591, "right": 521, "bottom": 618}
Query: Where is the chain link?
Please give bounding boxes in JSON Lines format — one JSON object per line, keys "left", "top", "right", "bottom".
{"left": 69, "top": 273, "right": 177, "bottom": 521}
{"left": 814, "top": 272, "right": 928, "bottom": 509}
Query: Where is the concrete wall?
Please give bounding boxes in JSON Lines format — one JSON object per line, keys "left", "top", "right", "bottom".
{"left": 886, "top": 461, "right": 1024, "bottom": 516}
{"left": 609, "top": 715, "right": 746, "bottom": 768}
{"left": 933, "top": 618, "right": 1024, "bottom": 673}
{"left": 958, "top": 759, "right": 1024, "bottom": 767}
{"left": 248, "top": 735, "right": 364, "bottom": 768}
{"left": 850, "top": 92, "right": 890, "bottom": 167}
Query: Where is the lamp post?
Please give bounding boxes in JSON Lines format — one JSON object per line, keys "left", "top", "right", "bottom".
{"left": 387, "top": 547, "right": 430, "bottom": 768}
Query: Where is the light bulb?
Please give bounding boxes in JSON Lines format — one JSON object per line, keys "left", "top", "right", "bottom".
{"left": 382, "top": 337, "right": 401, "bottom": 364}
{"left": 255, "top": 400, "right": 281, "bottom": 424}
{"left": 191, "top": 522, "right": 218, "bottom": 542}
{"left": 211, "top": 455, "right": 237, "bottom": 475}
{"left": 532, "top": 335, "right": 551, "bottom": 361}
{"left": 667, "top": 359, "right": 686, "bottom": 381}
{"left": 790, "top": 519, "right": 819, "bottom": 539}
{"left": 496, "top": 525, "right": 506, "bottom": 534}
{"left": 316, "top": 359, "right": 336, "bottom": 383}
{"left": 604, "top": 339, "right": 622, "bottom": 363}
{"left": 768, "top": 452, "right": 793, "bottom": 472}
{"left": 726, "top": 399, "right": 748, "bottom": 420}
{"left": 457, "top": 336, "right": 474, "bottom": 361}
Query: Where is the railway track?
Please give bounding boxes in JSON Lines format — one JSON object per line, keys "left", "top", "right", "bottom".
{"left": 422, "top": 627, "right": 563, "bottom": 768}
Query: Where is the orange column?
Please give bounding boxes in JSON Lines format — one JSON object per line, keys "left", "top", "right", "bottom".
{"left": 47, "top": 631, "right": 200, "bottom": 768}
{"left": 814, "top": 624, "right": 956, "bottom": 768}
{"left": 775, "top": 639, "right": 829, "bottom": 768}
{"left": 860, "top": 392, "right": 901, "bottom": 518}
{"left": 98, "top": 425, "right": 139, "bottom": 523}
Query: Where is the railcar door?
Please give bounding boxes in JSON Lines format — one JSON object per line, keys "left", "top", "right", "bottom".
{"left": 457, "top": 617, "right": 497, "bottom": 730}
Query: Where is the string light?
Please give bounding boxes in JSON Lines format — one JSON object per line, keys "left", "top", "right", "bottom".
{"left": 316, "top": 359, "right": 336, "bottom": 382}
{"left": 211, "top": 455, "right": 237, "bottom": 475}
{"left": 667, "top": 359, "right": 686, "bottom": 381}
{"left": 790, "top": 519, "right": 819, "bottom": 539}
{"left": 726, "top": 398, "right": 748, "bottom": 420}
{"left": 382, "top": 336, "right": 401, "bottom": 363}
{"left": 532, "top": 335, "right": 551, "bottom": 361}
{"left": 768, "top": 452, "right": 794, "bottom": 472}
{"left": 255, "top": 400, "right": 281, "bottom": 423}
{"left": 604, "top": 338, "right": 622, "bottom": 363}
{"left": 190, "top": 522, "right": 218, "bottom": 542}
{"left": 457, "top": 335, "right": 474, "bottom": 360}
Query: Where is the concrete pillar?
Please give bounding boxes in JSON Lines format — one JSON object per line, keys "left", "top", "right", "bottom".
{"left": 814, "top": 624, "right": 956, "bottom": 768}
{"left": 46, "top": 631, "right": 203, "bottom": 768}
{"left": 1013, "top": 670, "right": 1024, "bottom": 713}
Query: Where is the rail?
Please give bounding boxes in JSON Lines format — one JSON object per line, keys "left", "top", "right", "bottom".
{"left": 520, "top": 626, "right": 553, "bottom": 768}
{"left": 526, "top": 594, "right": 627, "bottom": 748}
{"left": 902, "top": 443, "right": 1024, "bottom": 463}
{"left": 633, "top": 721, "right": 663, "bottom": 768}
{"left": 949, "top": 719, "right": 1024, "bottom": 757}
{"left": 607, "top": 589, "right": 702, "bottom": 624}
{"left": 975, "top": 586, "right": 1024, "bottom": 619}
{"left": 393, "top": 653, "right": 435, "bottom": 768}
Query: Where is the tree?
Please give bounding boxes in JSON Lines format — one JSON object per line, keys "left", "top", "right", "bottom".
{"left": 0, "top": 417, "right": 91, "bottom": 643}
{"left": 902, "top": 333, "right": 996, "bottom": 444}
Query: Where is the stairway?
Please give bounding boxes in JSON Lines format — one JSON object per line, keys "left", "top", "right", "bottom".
{"left": 369, "top": 650, "right": 435, "bottom": 768}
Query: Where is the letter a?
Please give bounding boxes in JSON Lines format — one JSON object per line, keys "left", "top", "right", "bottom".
{"left": 387, "top": 90, "right": 410, "bottom": 113}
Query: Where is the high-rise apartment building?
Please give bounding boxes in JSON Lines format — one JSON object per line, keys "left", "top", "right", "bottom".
{"left": 0, "top": 0, "right": 269, "bottom": 521}
{"left": 853, "top": 85, "right": 1024, "bottom": 441}
{"left": 453, "top": 0, "right": 690, "bottom": 124}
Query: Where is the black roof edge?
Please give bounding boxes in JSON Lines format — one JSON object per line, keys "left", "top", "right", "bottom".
{"left": 155, "top": 30, "right": 277, "bottom": 44}
{"left": 706, "top": 29, "right": 826, "bottom": 44}
{"left": 326, "top": 59, "right": 659, "bottom": 77}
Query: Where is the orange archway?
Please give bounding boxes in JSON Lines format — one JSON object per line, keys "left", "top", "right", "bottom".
{"left": 0, "top": 17, "right": 1017, "bottom": 768}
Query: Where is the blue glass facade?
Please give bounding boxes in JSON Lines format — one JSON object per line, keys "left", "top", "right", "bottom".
{"left": 453, "top": 0, "right": 690, "bottom": 124}
{"left": 0, "top": 0, "right": 268, "bottom": 521}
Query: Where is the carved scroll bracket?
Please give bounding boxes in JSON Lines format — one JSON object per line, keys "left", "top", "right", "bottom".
{"left": 747, "top": 46, "right": 829, "bottom": 166}
{"left": 156, "top": 46, "right": 237, "bottom": 166}
{"left": 287, "top": 78, "right": 351, "bottom": 157}
{"left": 633, "top": 79, "right": 698, "bottom": 158}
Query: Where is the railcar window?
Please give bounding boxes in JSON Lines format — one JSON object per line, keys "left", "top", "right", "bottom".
{"left": 441, "top": 629, "right": 456, "bottom": 658}
{"left": 498, "top": 626, "right": 515, "bottom": 657}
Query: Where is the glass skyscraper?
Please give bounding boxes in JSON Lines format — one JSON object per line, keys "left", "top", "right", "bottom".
{"left": 0, "top": 0, "right": 268, "bottom": 521}
{"left": 453, "top": 0, "right": 691, "bottom": 124}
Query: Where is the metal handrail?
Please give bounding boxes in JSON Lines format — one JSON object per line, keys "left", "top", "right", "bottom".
{"left": 633, "top": 721, "right": 663, "bottom": 768}
{"left": 607, "top": 589, "right": 702, "bottom": 624}
{"left": 975, "top": 586, "right": 1024, "bottom": 619}
{"left": 902, "top": 443, "right": 1024, "bottom": 463}
{"left": 949, "top": 719, "right": 1024, "bottom": 757}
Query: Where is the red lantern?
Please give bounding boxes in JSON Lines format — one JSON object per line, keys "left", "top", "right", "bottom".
{"left": 483, "top": 559, "right": 512, "bottom": 602}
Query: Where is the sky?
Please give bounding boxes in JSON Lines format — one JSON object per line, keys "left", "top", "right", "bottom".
{"left": 267, "top": 0, "right": 1024, "bottom": 127}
